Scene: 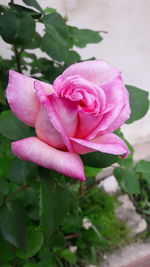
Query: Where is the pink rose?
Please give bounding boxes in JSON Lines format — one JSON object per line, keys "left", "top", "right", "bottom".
{"left": 6, "top": 60, "right": 130, "bottom": 181}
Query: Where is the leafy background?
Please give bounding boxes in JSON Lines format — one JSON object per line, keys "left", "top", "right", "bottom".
{"left": 0, "top": 0, "right": 149, "bottom": 266}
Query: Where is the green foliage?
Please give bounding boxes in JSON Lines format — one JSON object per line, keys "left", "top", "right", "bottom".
{"left": 0, "top": 11, "right": 35, "bottom": 45}
{"left": 81, "top": 151, "right": 118, "bottom": 168}
{"left": 0, "top": 137, "right": 14, "bottom": 179}
{"left": 9, "top": 3, "right": 42, "bottom": 19}
{"left": 70, "top": 26, "right": 103, "bottom": 48}
{"left": 84, "top": 166, "right": 102, "bottom": 177}
{"left": 22, "top": 0, "right": 44, "bottom": 14}
{"left": 0, "top": 179, "right": 9, "bottom": 197}
{"left": 0, "top": 0, "right": 149, "bottom": 266}
{"left": 0, "top": 236, "right": 14, "bottom": 263}
{"left": 126, "top": 85, "right": 149, "bottom": 124}
{"left": 114, "top": 168, "right": 140, "bottom": 195}
{"left": 16, "top": 227, "right": 43, "bottom": 259}
{"left": 63, "top": 185, "right": 129, "bottom": 264}
{"left": 0, "top": 111, "right": 34, "bottom": 140}
{"left": 41, "top": 13, "right": 69, "bottom": 61}
{"left": 8, "top": 158, "right": 38, "bottom": 184}
{"left": 59, "top": 249, "right": 77, "bottom": 263}
{"left": 0, "top": 0, "right": 103, "bottom": 80}
{"left": 114, "top": 156, "right": 150, "bottom": 235}
{"left": 0, "top": 200, "right": 26, "bottom": 249}
{"left": 39, "top": 170, "right": 69, "bottom": 243}
{"left": 118, "top": 160, "right": 150, "bottom": 229}
{"left": 135, "top": 160, "right": 150, "bottom": 184}
{"left": 0, "top": 82, "right": 6, "bottom": 105}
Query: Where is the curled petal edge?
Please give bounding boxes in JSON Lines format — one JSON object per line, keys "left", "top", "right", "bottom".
{"left": 70, "top": 133, "right": 130, "bottom": 158}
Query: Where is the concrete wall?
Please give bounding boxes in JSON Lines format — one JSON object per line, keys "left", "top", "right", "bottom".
{"left": 1, "top": 0, "right": 150, "bottom": 145}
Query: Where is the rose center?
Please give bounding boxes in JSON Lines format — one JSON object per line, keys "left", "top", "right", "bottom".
{"left": 54, "top": 75, "right": 106, "bottom": 115}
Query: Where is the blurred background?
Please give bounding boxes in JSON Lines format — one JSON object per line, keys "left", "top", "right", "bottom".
{"left": 1, "top": 0, "right": 150, "bottom": 147}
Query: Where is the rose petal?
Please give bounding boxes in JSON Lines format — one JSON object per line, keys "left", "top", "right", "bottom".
{"left": 6, "top": 70, "right": 53, "bottom": 127}
{"left": 12, "top": 137, "right": 85, "bottom": 181}
{"left": 48, "top": 94, "right": 78, "bottom": 138}
{"left": 101, "top": 84, "right": 130, "bottom": 134}
{"left": 53, "top": 61, "right": 130, "bottom": 140}
{"left": 60, "top": 60, "right": 120, "bottom": 86}
{"left": 87, "top": 79, "right": 130, "bottom": 139}
{"left": 99, "top": 82, "right": 131, "bottom": 133}
{"left": 54, "top": 75, "right": 106, "bottom": 112}
{"left": 35, "top": 105, "right": 66, "bottom": 150}
{"left": 34, "top": 81, "right": 78, "bottom": 152}
{"left": 70, "top": 133, "right": 130, "bottom": 157}
{"left": 75, "top": 112, "right": 103, "bottom": 139}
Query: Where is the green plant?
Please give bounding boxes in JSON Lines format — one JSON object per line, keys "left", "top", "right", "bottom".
{"left": 0, "top": 0, "right": 149, "bottom": 266}
{"left": 114, "top": 160, "right": 150, "bottom": 227}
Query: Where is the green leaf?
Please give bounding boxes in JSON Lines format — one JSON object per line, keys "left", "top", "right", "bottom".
{"left": 63, "top": 215, "right": 81, "bottom": 233}
{"left": 15, "top": 12, "right": 36, "bottom": 45}
{"left": 114, "top": 168, "right": 140, "bottom": 195}
{"left": 84, "top": 166, "right": 101, "bottom": 177}
{"left": 22, "top": 51, "right": 37, "bottom": 61}
{"left": 0, "top": 82, "right": 6, "bottom": 105}
{"left": 135, "top": 160, "right": 150, "bottom": 173}
{"left": 0, "top": 237, "right": 14, "bottom": 263}
{"left": 30, "top": 57, "right": 53, "bottom": 72}
{"left": 0, "top": 11, "right": 35, "bottom": 45}
{"left": 39, "top": 248, "right": 57, "bottom": 266}
{"left": 0, "top": 141, "right": 14, "bottom": 179}
{"left": 0, "top": 110, "right": 33, "bottom": 140}
{"left": 16, "top": 226, "right": 43, "bottom": 259}
{"left": 25, "top": 183, "right": 39, "bottom": 206}
{"left": 39, "top": 172, "right": 55, "bottom": 243}
{"left": 117, "top": 139, "right": 134, "bottom": 168}
{"left": 23, "top": 0, "right": 43, "bottom": 14}
{"left": 43, "top": 13, "right": 69, "bottom": 40}
{"left": 0, "top": 11, "right": 17, "bottom": 43}
{"left": 48, "top": 231, "right": 65, "bottom": 248}
{"left": 30, "top": 58, "right": 63, "bottom": 82}
{"left": 27, "top": 205, "right": 39, "bottom": 221}
{"left": 59, "top": 249, "right": 77, "bottom": 263}
{"left": 0, "top": 178, "right": 9, "bottom": 196}
{"left": 135, "top": 160, "right": 150, "bottom": 184}
{"left": 117, "top": 153, "right": 133, "bottom": 168}
{"left": 0, "top": 200, "right": 26, "bottom": 249}
{"left": 81, "top": 152, "right": 118, "bottom": 168}
{"left": 70, "top": 26, "right": 103, "bottom": 47}
{"left": 54, "top": 185, "right": 69, "bottom": 228}
{"left": 64, "top": 50, "right": 81, "bottom": 66}
{"left": 41, "top": 32, "right": 68, "bottom": 61}
{"left": 126, "top": 85, "right": 149, "bottom": 124}
{"left": 23, "top": 264, "right": 37, "bottom": 267}
{"left": 22, "top": 32, "right": 41, "bottom": 49}
{"left": 44, "top": 8, "right": 57, "bottom": 14}
{"left": 0, "top": 197, "right": 3, "bottom": 207}
{"left": 41, "top": 13, "right": 69, "bottom": 61}
{"left": 9, "top": 3, "right": 41, "bottom": 19}
{"left": 8, "top": 158, "right": 37, "bottom": 184}
{"left": 39, "top": 170, "right": 69, "bottom": 243}
{"left": 37, "top": 261, "right": 56, "bottom": 267}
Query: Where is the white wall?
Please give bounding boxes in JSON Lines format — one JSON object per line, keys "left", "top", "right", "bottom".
{"left": 1, "top": 0, "right": 150, "bottom": 145}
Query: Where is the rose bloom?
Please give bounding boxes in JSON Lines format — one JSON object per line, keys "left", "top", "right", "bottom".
{"left": 6, "top": 60, "right": 130, "bottom": 181}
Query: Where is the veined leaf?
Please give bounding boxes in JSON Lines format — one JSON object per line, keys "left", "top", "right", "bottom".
{"left": 126, "top": 85, "right": 149, "bottom": 124}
